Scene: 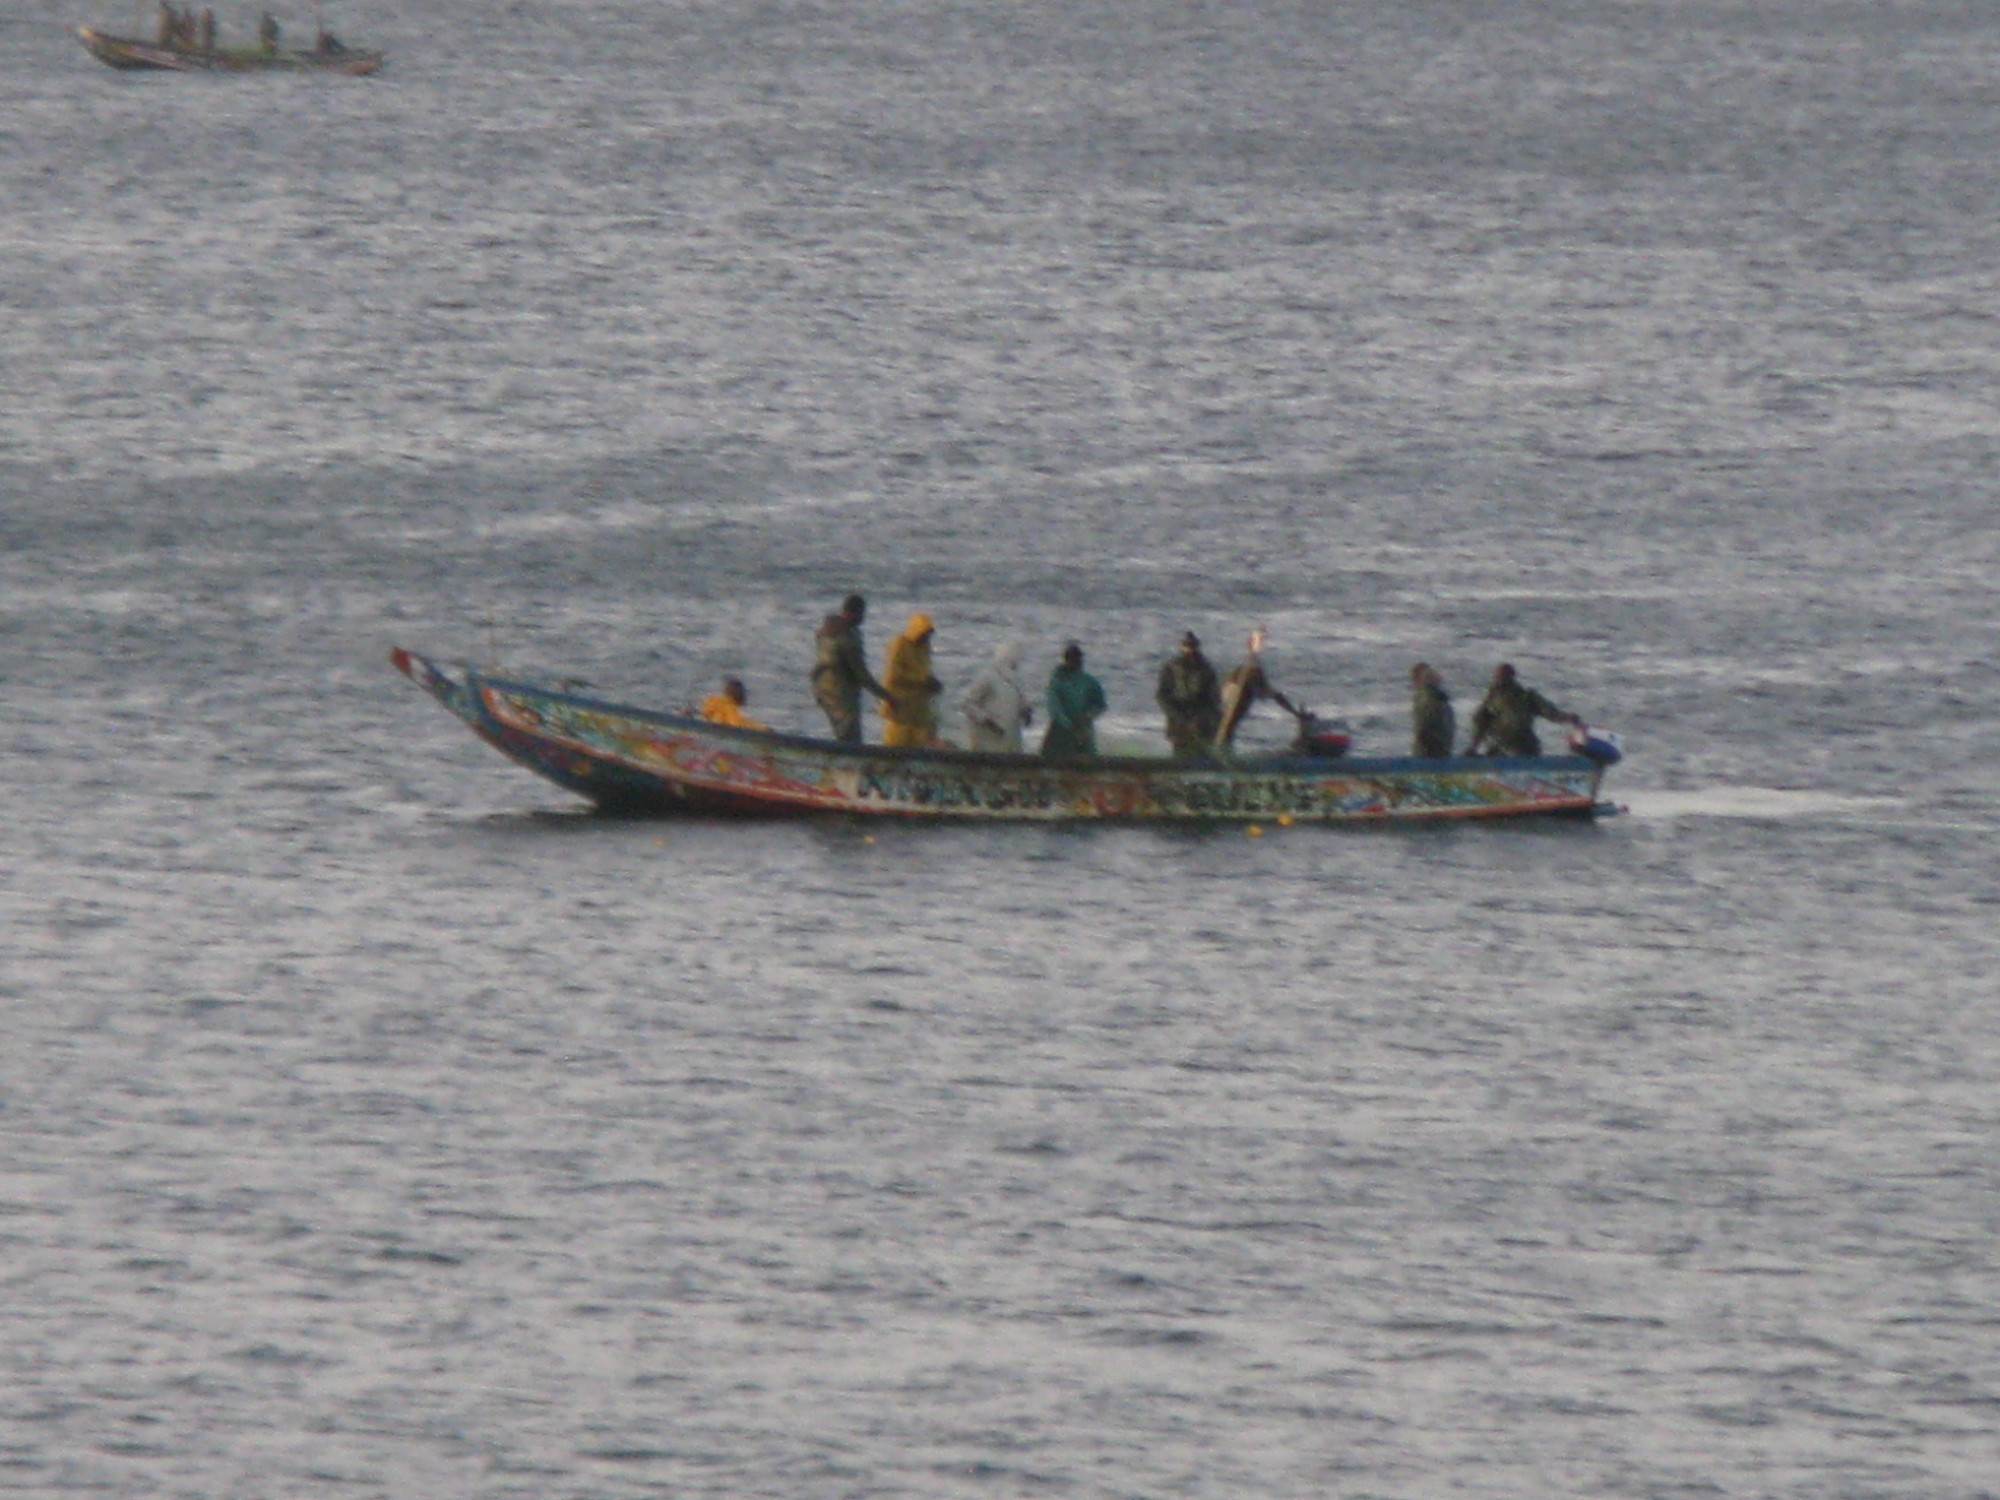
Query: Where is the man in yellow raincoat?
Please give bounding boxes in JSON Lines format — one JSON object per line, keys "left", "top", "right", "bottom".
{"left": 880, "top": 613, "right": 944, "bottom": 747}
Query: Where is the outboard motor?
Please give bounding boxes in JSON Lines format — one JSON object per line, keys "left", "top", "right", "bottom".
{"left": 1566, "top": 724, "right": 1623, "bottom": 765}
{"left": 1290, "top": 709, "right": 1351, "bottom": 758}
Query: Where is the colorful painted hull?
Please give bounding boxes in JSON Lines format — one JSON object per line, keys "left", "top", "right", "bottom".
{"left": 393, "top": 649, "right": 1611, "bottom": 823}
{"left": 77, "top": 28, "right": 384, "bottom": 74}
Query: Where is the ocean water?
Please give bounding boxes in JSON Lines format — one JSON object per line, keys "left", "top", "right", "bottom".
{"left": 4, "top": 0, "right": 1999, "bottom": 1494}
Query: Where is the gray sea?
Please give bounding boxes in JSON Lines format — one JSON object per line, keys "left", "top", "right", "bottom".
{"left": 5, "top": 0, "right": 1999, "bottom": 1494}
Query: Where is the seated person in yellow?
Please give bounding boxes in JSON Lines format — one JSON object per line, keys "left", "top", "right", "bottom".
{"left": 699, "top": 676, "right": 767, "bottom": 731}
{"left": 880, "top": 613, "right": 944, "bottom": 748}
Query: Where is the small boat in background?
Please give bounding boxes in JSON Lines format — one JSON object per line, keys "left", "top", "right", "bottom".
{"left": 77, "top": 24, "right": 384, "bottom": 75}
{"left": 390, "top": 648, "right": 1618, "bottom": 824}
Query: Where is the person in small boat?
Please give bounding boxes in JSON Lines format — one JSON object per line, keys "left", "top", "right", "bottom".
{"left": 1156, "top": 631, "right": 1222, "bottom": 758}
{"left": 1410, "top": 661, "right": 1456, "bottom": 758}
{"left": 161, "top": 1, "right": 200, "bottom": 45}
{"left": 1041, "top": 642, "right": 1107, "bottom": 757}
{"left": 699, "top": 676, "right": 767, "bottom": 731}
{"left": 1215, "top": 627, "right": 1301, "bottom": 753}
{"left": 257, "top": 11, "right": 280, "bottom": 51}
{"left": 880, "top": 613, "right": 944, "bottom": 748}
{"left": 1465, "top": 663, "right": 1582, "bottom": 757}
{"left": 313, "top": 24, "right": 345, "bottom": 53}
{"left": 959, "top": 642, "right": 1032, "bottom": 753}
{"left": 810, "top": 593, "right": 892, "bottom": 744}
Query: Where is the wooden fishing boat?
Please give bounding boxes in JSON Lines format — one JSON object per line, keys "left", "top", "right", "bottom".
{"left": 77, "top": 26, "right": 384, "bottom": 74}
{"left": 391, "top": 648, "right": 1618, "bottom": 823}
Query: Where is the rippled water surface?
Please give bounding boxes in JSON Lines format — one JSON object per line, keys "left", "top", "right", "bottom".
{"left": 5, "top": 1, "right": 2000, "bottom": 1495}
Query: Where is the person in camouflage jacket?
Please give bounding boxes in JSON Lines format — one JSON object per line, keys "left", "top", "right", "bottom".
{"left": 810, "top": 594, "right": 891, "bottom": 743}
{"left": 1466, "top": 663, "right": 1580, "bottom": 757}
{"left": 1156, "top": 632, "right": 1222, "bottom": 758}
{"left": 1410, "top": 662, "right": 1456, "bottom": 758}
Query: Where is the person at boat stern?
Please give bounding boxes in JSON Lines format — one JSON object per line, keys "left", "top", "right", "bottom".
{"left": 881, "top": 614, "right": 944, "bottom": 748}
{"left": 1410, "top": 662, "right": 1456, "bottom": 758}
{"left": 1465, "top": 663, "right": 1582, "bottom": 757}
{"left": 1215, "top": 627, "right": 1301, "bottom": 753}
{"left": 1041, "top": 643, "right": 1107, "bottom": 757}
{"left": 810, "top": 594, "right": 893, "bottom": 744}
{"left": 960, "top": 642, "right": 1032, "bottom": 753}
{"left": 1156, "top": 631, "right": 1222, "bottom": 758}
{"left": 700, "top": 677, "right": 767, "bottom": 731}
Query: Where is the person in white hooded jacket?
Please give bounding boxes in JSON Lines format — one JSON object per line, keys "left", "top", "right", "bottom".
{"left": 959, "top": 642, "right": 1033, "bottom": 753}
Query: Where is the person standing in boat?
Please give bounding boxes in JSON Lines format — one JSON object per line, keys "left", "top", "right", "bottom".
{"left": 198, "top": 8, "right": 216, "bottom": 54}
{"left": 1041, "top": 643, "right": 1107, "bottom": 757}
{"left": 880, "top": 613, "right": 944, "bottom": 748}
{"left": 959, "top": 642, "right": 1032, "bottom": 753}
{"left": 1215, "top": 627, "right": 1301, "bottom": 753}
{"left": 1465, "top": 663, "right": 1582, "bottom": 757}
{"left": 257, "top": 11, "right": 280, "bottom": 51}
{"left": 699, "top": 676, "right": 767, "bottom": 731}
{"left": 1155, "top": 631, "right": 1222, "bottom": 758}
{"left": 156, "top": 2, "right": 177, "bottom": 45}
{"left": 810, "top": 593, "right": 892, "bottom": 744}
{"left": 1410, "top": 662, "right": 1456, "bottom": 758}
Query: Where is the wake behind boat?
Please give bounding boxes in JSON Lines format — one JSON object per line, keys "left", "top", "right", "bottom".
{"left": 390, "top": 648, "right": 1617, "bottom": 824}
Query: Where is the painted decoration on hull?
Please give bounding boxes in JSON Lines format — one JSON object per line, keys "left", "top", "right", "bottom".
{"left": 393, "top": 649, "right": 1606, "bottom": 823}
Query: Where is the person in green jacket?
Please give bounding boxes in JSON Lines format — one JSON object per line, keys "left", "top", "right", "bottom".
{"left": 1040, "top": 643, "right": 1107, "bottom": 757}
{"left": 1156, "top": 631, "right": 1222, "bottom": 757}
{"left": 1410, "top": 662, "right": 1456, "bottom": 758}
{"left": 1465, "top": 663, "right": 1581, "bottom": 757}
{"left": 810, "top": 593, "right": 892, "bottom": 743}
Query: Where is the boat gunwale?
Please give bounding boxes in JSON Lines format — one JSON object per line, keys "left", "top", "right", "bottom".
{"left": 446, "top": 656, "right": 1600, "bottom": 781}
